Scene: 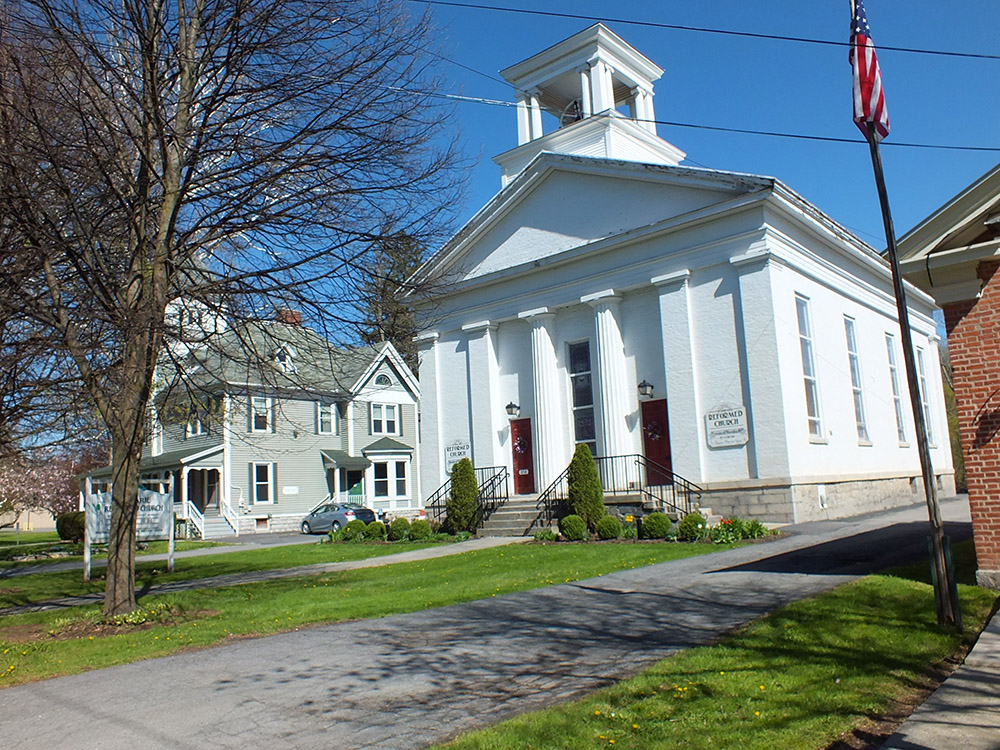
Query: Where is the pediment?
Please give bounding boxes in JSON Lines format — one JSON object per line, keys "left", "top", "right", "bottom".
{"left": 430, "top": 157, "right": 767, "bottom": 284}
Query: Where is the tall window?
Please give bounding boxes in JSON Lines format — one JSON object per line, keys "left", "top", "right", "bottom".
{"left": 885, "top": 333, "right": 907, "bottom": 443}
{"left": 317, "top": 402, "right": 337, "bottom": 435}
{"left": 796, "top": 295, "right": 823, "bottom": 439}
{"left": 844, "top": 317, "right": 869, "bottom": 442}
{"left": 916, "top": 347, "right": 935, "bottom": 444}
{"left": 371, "top": 403, "right": 398, "bottom": 435}
{"left": 568, "top": 341, "right": 596, "bottom": 455}
{"left": 252, "top": 462, "right": 274, "bottom": 504}
{"left": 251, "top": 396, "right": 272, "bottom": 432}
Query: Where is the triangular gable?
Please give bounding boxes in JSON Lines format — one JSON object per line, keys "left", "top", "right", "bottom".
{"left": 349, "top": 341, "right": 419, "bottom": 398}
{"left": 413, "top": 153, "right": 770, "bottom": 287}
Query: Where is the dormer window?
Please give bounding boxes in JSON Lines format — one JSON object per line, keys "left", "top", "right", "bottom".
{"left": 186, "top": 415, "right": 206, "bottom": 438}
{"left": 274, "top": 345, "right": 296, "bottom": 373}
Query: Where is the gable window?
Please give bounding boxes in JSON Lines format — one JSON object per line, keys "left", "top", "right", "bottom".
{"left": 796, "top": 295, "right": 823, "bottom": 439}
{"left": 251, "top": 396, "right": 273, "bottom": 432}
{"left": 844, "top": 317, "right": 869, "bottom": 442}
{"left": 251, "top": 462, "right": 274, "bottom": 504}
{"left": 916, "top": 347, "right": 935, "bottom": 445}
{"left": 371, "top": 403, "right": 398, "bottom": 435}
{"left": 317, "top": 402, "right": 337, "bottom": 435}
{"left": 568, "top": 341, "right": 597, "bottom": 455}
{"left": 274, "top": 345, "right": 296, "bottom": 374}
{"left": 885, "top": 333, "right": 907, "bottom": 443}
{"left": 375, "top": 374, "right": 392, "bottom": 386}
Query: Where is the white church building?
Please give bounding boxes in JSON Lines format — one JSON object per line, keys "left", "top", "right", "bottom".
{"left": 412, "top": 24, "right": 953, "bottom": 524}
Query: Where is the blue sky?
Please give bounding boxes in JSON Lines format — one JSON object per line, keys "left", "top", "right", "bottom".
{"left": 413, "top": 0, "right": 999, "bottom": 248}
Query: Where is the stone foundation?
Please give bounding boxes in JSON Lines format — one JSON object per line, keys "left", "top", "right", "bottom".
{"left": 700, "top": 474, "right": 957, "bottom": 524}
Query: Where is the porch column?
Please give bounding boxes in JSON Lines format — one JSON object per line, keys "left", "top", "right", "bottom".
{"left": 582, "top": 290, "right": 632, "bottom": 458}
{"left": 652, "top": 270, "right": 703, "bottom": 481}
{"left": 519, "top": 308, "right": 565, "bottom": 488}
{"left": 462, "top": 321, "right": 503, "bottom": 469}
{"left": 180, "top": 466, "right": 189, "bottom": 517}
{"left": 730, "top": 249, "right": 791, "bottom": 480}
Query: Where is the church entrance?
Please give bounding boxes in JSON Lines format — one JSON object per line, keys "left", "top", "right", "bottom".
{"left": 510, "top": 418, "right": 536, "bottom": 495}
{"left": 641, "top": 399, "right": 672, "bottom": 485}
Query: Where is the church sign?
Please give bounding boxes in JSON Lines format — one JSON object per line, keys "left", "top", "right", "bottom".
{"left": 705, "top": 403, "right": 749, "bottom": 448}
{"left": 85, "top": 488, "right": 174, "bottom": 544}
{"left": 445, "top": 439, "right": 472, "bottom": 470}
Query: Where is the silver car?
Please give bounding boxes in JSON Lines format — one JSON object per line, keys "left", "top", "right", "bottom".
{"left": 300, "top": 502, "right": 376, "bottom": 534}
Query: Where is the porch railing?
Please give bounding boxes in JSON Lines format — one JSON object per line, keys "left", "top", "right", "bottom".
{"left": 535, "top": 454, "right": 702, "bottom": 526}
{"left": 425, "top": 465, "right": 509, "bottom": 528}
{"left": 187, "top": 500, "right": 205, "bottom": 539}
{"left": 221, "top": 494, "right": 240, "bottom": 536}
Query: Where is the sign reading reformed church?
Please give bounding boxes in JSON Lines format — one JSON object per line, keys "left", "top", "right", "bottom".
{"left": 85, "top": 488, "right": 173, "bottom": 544}
{"left": 445, "top": 439, "right": 472, "bottom": 471}
{"left": 705, "top": 403, "right": 749, "bottom": 448}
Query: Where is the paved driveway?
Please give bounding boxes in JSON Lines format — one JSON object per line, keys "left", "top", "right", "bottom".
{"left": 2, "top": 499, "right": 971, "bottom": 749}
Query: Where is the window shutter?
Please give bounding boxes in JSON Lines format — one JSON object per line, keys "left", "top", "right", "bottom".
{"left": 272, "top": 463, "right": 278, "bottom": 504}
{"left": 248, "top": 463, "right": 255, "bottom": 504}
{"left": 368, "top": 403, "right": 373, "bottom": 436}
{"left": 398, "top": 405, "right": 404, "bottom": 436}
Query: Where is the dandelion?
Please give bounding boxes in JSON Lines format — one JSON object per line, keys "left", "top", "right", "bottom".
{"left": 632, "top": 724, "right": 639, "bottom": 729}
{"left": 755, "top": 711, "right": 760, "bottom": 717}
{"left": 594, "top": 710, "right": 601, "bottom": 715}
{"left": 759, "top": 685, "right": 765, "bottom": 690}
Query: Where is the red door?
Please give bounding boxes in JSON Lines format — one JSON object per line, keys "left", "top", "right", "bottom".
{"left": 510, "top": 418, "right": 536, "bottom": 494}
{"left": 641, "top": 399, "right": 672, "bottom": 485}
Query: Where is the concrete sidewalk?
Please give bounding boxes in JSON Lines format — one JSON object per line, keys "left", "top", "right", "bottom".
{"left": 882, "top": 607, "right": 1000, "bottom": 750}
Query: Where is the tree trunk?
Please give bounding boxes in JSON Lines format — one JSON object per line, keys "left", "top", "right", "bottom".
{"left": 104, "top": 428, "right": 141, "bottom": 616}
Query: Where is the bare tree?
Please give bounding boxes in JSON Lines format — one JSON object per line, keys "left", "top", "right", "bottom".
{"left": 0, "top": 0, "right": 461, "bottom": 615}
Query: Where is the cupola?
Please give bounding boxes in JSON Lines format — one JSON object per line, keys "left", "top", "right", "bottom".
{"left": 494, "top": 24, "right": 686, "bottom": 186}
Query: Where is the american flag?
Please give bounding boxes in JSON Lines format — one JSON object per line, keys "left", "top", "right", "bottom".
{"left": 850, "top": 0, "right": 890, "bottom": 141}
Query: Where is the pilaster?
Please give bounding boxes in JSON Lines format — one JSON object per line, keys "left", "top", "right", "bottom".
{"left": 518, "top": 308, "right": 565, "bottom": 487}
{"left": 582, "top": 290, "right": 632, "bottom": 458}
{"left": 415, "top": 331, "right": 441, "bottom": 498}
{"left": 462, "top": 321, "right": 504, "bottom": 469}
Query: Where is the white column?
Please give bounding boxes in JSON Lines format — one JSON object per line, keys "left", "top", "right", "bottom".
{"left": 730, "top": 251, "right": 790, "bottom": 480}
{"left": 652, "top": 270, "right": 703, "bottom": 481}
{"left": 463, "top": 321, "right": 503, "bottom": 469}
{"left": 582, "top": 290, "right": 632, "bottom": 457}
{"left": 415, "top": 331, "right": 441, "bottom": 499}
{"left": 528, "top": 90, "right": 543, "bottom": 140}
{"left": 578, "top": 66, "right": 592, "bottom": 117}
{"left": 637, "top": 88, "right": 656, "bottom": 133}
{"left": 516, "top": 93, "right": 531, "bottom": 145}
{"left": 518, "top": 308, "right": 565, "bottom": 488}
{"left": 590, "top": 58, "right": 615, "bottom": 113}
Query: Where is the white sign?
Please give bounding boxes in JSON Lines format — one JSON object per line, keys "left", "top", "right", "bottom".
{"left": 445, "top": 439, "right": 471, "bottom": 470}
{"left": 85, "top": 488, "right": 174, "bottom": 544}
{"left": 705, "top": 403, "right": 749, "bottom": 448}
{"left": 282, "top": 486, "right": 299, "bottom": 495}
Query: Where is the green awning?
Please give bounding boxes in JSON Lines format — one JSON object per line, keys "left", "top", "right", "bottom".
{"left": 320, "top": 450, "right": 372, "bottom": 471}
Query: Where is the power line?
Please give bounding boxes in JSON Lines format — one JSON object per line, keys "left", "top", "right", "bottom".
{"left": 412, "top": 0, "right": 1000, "bottom": 62}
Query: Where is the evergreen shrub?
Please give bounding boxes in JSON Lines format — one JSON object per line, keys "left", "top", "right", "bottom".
{"left": 640, "top": 512, "right": 673, "bottom": 540}
{"left": 595, "top": 515, "right": 623, "bottom": 540}
{"left": 56, "top": 511, "right": 86, "bottom": 542}
{"left": 566, "top": 444, "right": 605, "bottom": 529}
{"left": 409, "top": 519, "right": 432, "bottom": 540}
{"left": 342, "top": 519, "right": 368, "bottom": 540}
{"left": 388, "top": 517, "right": 411, "bottom": 541}
{"left": 364, "top": 520, "right": 386, "bottom": 541}
{"left": 445, "top": 458, "right": 478, "bottom": 533}
{"left": 559, "top": 514, "right": 588, "bottom": 541}
{"left": 677, "top": 512, "right": 707, "bottom": 541}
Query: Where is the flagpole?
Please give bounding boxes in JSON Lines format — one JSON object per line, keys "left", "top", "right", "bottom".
{"left": 864, "top": 122, "right": 961, "bottom": 630}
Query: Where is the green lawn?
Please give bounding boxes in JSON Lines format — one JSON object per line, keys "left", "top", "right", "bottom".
{"left": 0, "top": 541, "right": 736, "bottom": 686}
{"left": 436, "top": 542, "right": 998, "bottom": 750}
{"left": 0, "top": 538, "right": 222, "bottom": 565}
{"left": 0, "top": 531, "right": 61, "bottom": 547}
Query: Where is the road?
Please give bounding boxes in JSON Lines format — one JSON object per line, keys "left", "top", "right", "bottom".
{"left": 2, "top": 499, "right": 971, "bottom": 750}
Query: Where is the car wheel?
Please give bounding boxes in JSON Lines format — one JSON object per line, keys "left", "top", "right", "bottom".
{"left": 331, "top": 521, "right": 341, "bottom": 532}
{"left": 301, "top": 521, "right": 312, "bottom": 534}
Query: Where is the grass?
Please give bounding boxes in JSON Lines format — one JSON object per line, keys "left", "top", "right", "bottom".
{"left": 0, "top": 538, "right": 222, "bottom": 565}
{"left": 436, "top": 541, "right": 998, "bottom": 750}
{"left": 0, "top": 541, "right": 736, "bottom": 686}
{"left": 0, "top": 531, "right": 61, "bottom": 547}
{"left": 0, "top": 540, "right": 445, "bottom": 607}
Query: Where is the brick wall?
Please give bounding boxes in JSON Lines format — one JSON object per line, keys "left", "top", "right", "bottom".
{"left": 944, "top": 260, "right": 1000, "bottom": 584}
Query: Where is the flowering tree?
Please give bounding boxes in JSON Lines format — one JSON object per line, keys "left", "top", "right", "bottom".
{"left": 0, "top": 456, "right": 77, "bottom": 528}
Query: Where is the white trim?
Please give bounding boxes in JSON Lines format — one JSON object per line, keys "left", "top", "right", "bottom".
{"left": 250, "top": 396, "right": 273, "bottom": 433}
{"left": 317, "top": 401, "right": 337, "bottom": 435}
{"left": 370, "top": 403, "right": 400, "bottom": 436}
{"left": 251, "top": 462, "right": 275, "bottom": 505}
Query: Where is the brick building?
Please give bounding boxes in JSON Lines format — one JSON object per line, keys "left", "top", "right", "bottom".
{"left": 899, "top": 163, "right": 1000, "bottom": 588}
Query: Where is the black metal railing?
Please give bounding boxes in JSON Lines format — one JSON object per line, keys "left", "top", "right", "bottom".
{"left": 425, "top": 465, "right": 509, "bottom": 527}
{"left": 535, "top": 453, "right": 702, "bottom": 524}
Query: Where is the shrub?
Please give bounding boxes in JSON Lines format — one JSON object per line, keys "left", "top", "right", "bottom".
{"left": 566, "top": 444, "right": 605, "bottom": 529}
{"left": 640, "top": 512, "right": 673, "bottom": 540}
{"left": 56, "top": 511, "right": 86, "bottom": 543}
{"left": 445, "top": 458, "right": 478, "bottom": 534}
{"left": 709, "top": 518, "right": 743, "bottom": 544}
{"left": 745, "top": 518, "right": 770, "bottom": 539}
{"left": 388, "top": 517, "right": 411, "bottom": 541}
{"left": 409, "top": 518, "right": 432, "bottom": 540}
{"left": 533, "top": 528, "right": 558, "bottom": 542}
{"left": 622, "top": 524, "right": 638, "bottom": 540}
{"left": 677, "top": 512, "right": 707, "bottom": 541}
{"left": 559, "top": 514, "right": 588, "bottom": 541}
{"left": 595, "top": 515, "right": 623, "bottom": 540}
{"left": 338, "top": 519, "right": 368, "bottom": 541}
{"left": 363, "top": 520, "right": 386, "bottom": 541}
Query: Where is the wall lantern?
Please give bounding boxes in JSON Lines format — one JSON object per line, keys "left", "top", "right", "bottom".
{"left": 505, "top": 402, "right": 520, "bottom": 419}
{"left": 637, "top": 380, "right": 654, "bottom": 399}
